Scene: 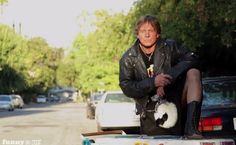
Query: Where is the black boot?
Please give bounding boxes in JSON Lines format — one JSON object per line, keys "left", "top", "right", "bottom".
{"left": 184, "top": 101, "right": 203, "bottom": 139}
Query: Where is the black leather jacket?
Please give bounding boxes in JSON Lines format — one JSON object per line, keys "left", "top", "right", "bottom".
{"left": 119, "top": 38, "right": 199, "bottom": 114}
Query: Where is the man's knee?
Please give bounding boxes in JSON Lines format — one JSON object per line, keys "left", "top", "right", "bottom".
{"left": 186, "top": 68, "right": 201, "bottom": 81}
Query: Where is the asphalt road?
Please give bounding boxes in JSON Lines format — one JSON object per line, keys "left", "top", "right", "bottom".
{"left": 0, "top": 102, "right": 97, "bottom": 145}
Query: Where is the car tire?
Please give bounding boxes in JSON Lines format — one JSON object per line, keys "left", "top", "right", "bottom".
{"left": 8, "top": 107, "right": 14, "bottom": 111}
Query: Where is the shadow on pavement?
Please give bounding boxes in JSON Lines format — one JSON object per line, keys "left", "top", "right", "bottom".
{"left": 0, "top": 109, "right": 56, "bottom": 118}
{"left": 0, "top": 101, "right": 75, "bottom": 118}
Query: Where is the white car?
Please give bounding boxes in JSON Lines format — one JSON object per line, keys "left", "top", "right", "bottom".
{"left": 12, "top": 94, "right": 24, "bottom": 108}
{"left": 0, "top": 95, "right": 14, "bottom": 111}
{"left": 95, "top": 91, "right": 140, "bottom": 131}
{"left": 36, "top": 95, "right": 47, "bottom": 103}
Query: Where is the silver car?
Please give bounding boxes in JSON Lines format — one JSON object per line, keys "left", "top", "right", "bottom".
{"left": 0, "top": 95, "right": 14, "bottom": 111}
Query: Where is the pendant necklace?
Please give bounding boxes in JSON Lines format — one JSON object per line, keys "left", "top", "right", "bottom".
{"left": 143, "top": 51, "right": 154, "bottom": 61}
{"left": 140, "top": 44, "right": 154, "bottom": 61}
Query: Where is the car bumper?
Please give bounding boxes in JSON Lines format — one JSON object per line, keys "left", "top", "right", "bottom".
{"left": 0, "top": 104, "right": 11, "bottom": 109}
{"left": 99, "top": 118, "right": 140, "bottom": 128}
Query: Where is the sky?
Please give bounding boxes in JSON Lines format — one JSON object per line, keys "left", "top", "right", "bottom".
{"left": 0, "top": 0, "right": 136, "bottom": 48}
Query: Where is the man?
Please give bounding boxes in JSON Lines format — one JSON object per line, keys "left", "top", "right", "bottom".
{"left": 119, "top": 15, "right": 202, "bottom": 139}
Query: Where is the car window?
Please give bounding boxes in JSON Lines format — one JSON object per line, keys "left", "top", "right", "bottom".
{"left": 202, "top": 81, "right": 236, "bottom": 107}
{"left": 0, "top": 96, "right": 11, "bottom": 101}
{"left": 105, "top": 93, "right": 134, "bottom": 103}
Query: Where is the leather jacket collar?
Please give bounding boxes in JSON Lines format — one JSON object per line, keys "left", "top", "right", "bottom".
{"left": 129, "top": 38, "right": 168, "bottom": 75}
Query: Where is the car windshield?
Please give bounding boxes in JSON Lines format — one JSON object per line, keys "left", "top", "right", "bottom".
{"left": 0, "top": 96, "right": 11, "bottom": 101}
{"left": 38, "top": 96, "right": 45, "bottom": 98}
{"left": 105, "top": 93, "right": 134, "bottom": 103}
{"left": 202, "top": 80, "right": 236, "bottom": 107}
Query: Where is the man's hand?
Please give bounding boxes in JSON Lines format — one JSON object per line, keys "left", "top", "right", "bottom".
{"left": 154, "top": 73, "right": 172, "bottom": 87}
{"left": 157, "top": 87, "right": 165, "bottom": 97}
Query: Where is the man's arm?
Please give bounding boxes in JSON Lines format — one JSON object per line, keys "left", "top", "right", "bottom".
{"left": 119, "top": 56, "right": 156, "bottom": 98}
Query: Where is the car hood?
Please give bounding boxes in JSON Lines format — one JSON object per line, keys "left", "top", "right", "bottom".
{"left": 98, "top": 103, "right": 137, "bottom": 118}
{"left": 0, "top": 101, "right": 11, "bottom": 104}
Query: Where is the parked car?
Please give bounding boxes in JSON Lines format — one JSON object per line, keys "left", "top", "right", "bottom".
{"left": 12, "top": 94, "right": 24, "bottom": 109}
{"left": 36, "top": 95, "right": 47, "bottom": 103}
{"left": 86, "top": 93, "right": 104, "bottom": 119}
{"left": 0, "top": 95, "right": 14, "bottom": 111}
{"left": 47, "top": 95, "right": 60, "bottom": 102}
{"left": 95, "top": 91, "right": 140, "bottom": 132}
{"left": 52, "top": 95, "right": 60, "bottom": 102}
{"left": 199, "top": 76, "right": 236, "bottom": 140}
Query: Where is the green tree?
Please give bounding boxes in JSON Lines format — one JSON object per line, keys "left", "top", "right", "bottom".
{"left": 70, "top": 11, "right": 130, "bottom": 95}
{"left": 0, "top": 25, "right": 27, "bottom": 93}
{"left": 0, "top": 0, "right": 7, "bottom": 4}
{"left": 0, "top": 24, "right": 63, "bottom": 96}
{"left": 24, "top": 37, "right": 58, "bottom": 92}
